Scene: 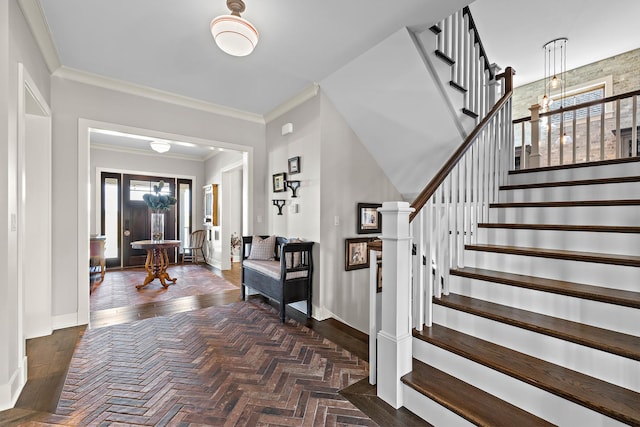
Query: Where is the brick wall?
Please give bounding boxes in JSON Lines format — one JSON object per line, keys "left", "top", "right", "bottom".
{"left": 512, "top": 47, "right": 640, "bottom": 166}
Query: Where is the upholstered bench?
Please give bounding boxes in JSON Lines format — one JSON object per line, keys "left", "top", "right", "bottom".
{"left": 241, "top": 236, "right": 314, "bottom": 323}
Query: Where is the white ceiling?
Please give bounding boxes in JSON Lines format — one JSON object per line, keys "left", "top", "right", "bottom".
{"left": 470, "top": 0, "right": 640, "bottom": 88}
{"left": 25, "top": 0, "right": 640, "bottom": 158}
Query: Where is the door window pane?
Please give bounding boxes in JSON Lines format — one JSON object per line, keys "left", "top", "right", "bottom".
{"left": 179, "top": 183, "right": 191, "bottom": 251}
{"left": 104, "top": 177, "right": 119, "bottom": 259}
{"left": 129, "top": 180, "right": 172, "bottom": 201}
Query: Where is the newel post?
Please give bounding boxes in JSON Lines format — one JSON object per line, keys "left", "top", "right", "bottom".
{"left": 529, "top": 103, "right": 542, "bottom": 168}
{"left": 377, "top": 201, "right": 414, "bottom": 408}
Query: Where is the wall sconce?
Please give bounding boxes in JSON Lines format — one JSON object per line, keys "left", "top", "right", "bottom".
{"left": 272, "top": 199, "right": 286, "bottom": 215}
{"left": 286, "top": 180, "right": 300, "bottom": 198}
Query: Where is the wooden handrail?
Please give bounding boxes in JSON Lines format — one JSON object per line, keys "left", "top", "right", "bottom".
{"left": 409, "top": 67, "right": 514, "bottom": 222}
{"left": 513, "top": 88, "right": 640, "bottom": 124}
{"left": 462, "top": 6, "right": 494, "bottom": 79}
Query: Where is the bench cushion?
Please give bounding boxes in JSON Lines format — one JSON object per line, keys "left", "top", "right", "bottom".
{"left": 243, "top": 260, "right": 308, "bottom": 280}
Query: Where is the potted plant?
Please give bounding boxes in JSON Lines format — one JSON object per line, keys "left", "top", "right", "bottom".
{"left": 143, "top": 181, "right": 177, "bottom": 241}
{"left": 230, "top": 232, "right": 242, "bottom": 262}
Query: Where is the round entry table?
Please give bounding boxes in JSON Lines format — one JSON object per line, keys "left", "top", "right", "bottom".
{"left": 130, "top": 240, "right": 181, "bottom": 289}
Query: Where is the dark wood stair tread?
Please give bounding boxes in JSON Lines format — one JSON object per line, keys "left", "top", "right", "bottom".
{"left": 434, "top": 293, "right": 640, "bottom": 360}
{"left": 478, "top": 223, "right": 640, "bottom": 233}
{"left": 508, "top": 156, "right": 640, "bottom": 175}
{"left": 451, "top": 267, "right": 640, "bottom": 309}
{"left": 490, "top": 199, "right": 640, "bottom": 208}
{"left": 462, "top": 107, "right": 478, "bottom": 118}
{"left": 434, "top": 50, "right": 454, "bottom": 66}
{"left": 500, "top": 175, "right": 640, "bottom": 190}
{"left": 466, "top": 243, "right": 640, "bottom": 267}
{"left": 449, "top": 80, "right": 467, "bottom": 93}
{"left": 414, "top": 324, "right": 640, "bottom": 425}
{"left": 402, "top": 360, "right": 556, "bottom": 427}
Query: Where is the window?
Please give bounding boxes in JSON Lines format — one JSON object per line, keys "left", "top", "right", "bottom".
{"left": 549, "top": 85, "right": 604, "bottom": 123}
{"left": 129, "top": 179, "right": 172, "bottom": 201}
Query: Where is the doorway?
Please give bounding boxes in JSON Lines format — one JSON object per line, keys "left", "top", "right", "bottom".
{"left": 18, "top": 64, "right": 52, "bottom": 340}
{"left": 101, "top": 172, "right": 190, "bottom": 268}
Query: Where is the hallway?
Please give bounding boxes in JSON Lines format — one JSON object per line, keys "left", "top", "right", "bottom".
{"left": 0, "top": 264, "right": 424, "bottom": 426}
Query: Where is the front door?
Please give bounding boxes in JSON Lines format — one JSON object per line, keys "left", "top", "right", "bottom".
{"left": 122, "top": 174, "right": 177, "bottom": 267}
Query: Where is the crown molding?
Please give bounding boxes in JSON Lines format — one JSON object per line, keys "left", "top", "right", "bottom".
{"left": 91, "top": 142, "right": 209, "bottom": 162}
{"left": 264, "top": 83, "right": 320, "bottom": 123}
{"left": 53, "top": 66, "right": 265, "bottom": 124}
{"left": 18, "top": 0, "right": 62, "bottom": 73}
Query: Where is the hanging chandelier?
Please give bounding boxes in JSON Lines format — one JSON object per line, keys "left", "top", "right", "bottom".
{"left": 210, "top": 0, "right": 259, "bottom": 57}
{"left": 541, "top": 37, "right": 568, "bottom": 110}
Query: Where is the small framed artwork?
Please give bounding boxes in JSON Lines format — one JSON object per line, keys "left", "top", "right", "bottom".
{"left": 272, "top": 172, "right": 287, "bottom": 192}
{"left": 288, "top": 156, "right": 300, "bottom": 174}
{"left": 357, "top": 203, "right": 382, "bottom": 234}
{"left": 345, "top": 237, "right": 372, "bottom": 271}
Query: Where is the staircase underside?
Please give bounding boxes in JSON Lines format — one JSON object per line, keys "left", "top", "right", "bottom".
{"left": 321, "top": 26, "right": 470, "bottom": 199}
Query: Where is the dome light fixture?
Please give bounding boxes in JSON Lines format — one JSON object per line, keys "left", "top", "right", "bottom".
{"left": 210, "top": 0, "right": 258, "bottom": 57}
{"left": 150, "top": 140, "right": 171, "bottom": 153}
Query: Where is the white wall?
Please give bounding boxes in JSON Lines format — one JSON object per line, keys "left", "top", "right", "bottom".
{"left": 0, "top": 0, "right": 52, "bottom": 410}
{"left": 319, "top": 92, "right": 402, "bottom": 332}
{"left": 50, "top": 77, "right": 265, "bottom": 325}
{"left": 265, "top": 91, "right": 402, "bottom": 333}
{"left": 89, "top": 146, "right": 206, "bottom": 235}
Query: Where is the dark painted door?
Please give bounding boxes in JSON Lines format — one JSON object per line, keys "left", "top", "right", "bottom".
{"left": 122, "top": 174, "right": 176, "bottom": 267}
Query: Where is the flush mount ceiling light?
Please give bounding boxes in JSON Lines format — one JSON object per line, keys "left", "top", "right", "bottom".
{"left": 210, "top": 0, "right": 258, "bottom": 57}
{"left": 149, "top": 140, "right": 171, "bottom": 153}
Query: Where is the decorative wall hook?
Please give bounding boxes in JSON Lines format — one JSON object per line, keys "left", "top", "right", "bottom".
{"left": 286, "top": 180, "right": 300, "bottom": 198}
{"left": 272, "top": 199, "right": 286, "bottom": 215}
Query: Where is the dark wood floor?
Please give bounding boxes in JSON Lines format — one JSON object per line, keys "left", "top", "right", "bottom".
{"left": 0, "top": 262, "right": 425, "bottom": 426}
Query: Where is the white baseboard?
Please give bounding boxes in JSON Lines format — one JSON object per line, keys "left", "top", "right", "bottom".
{"left": 53, "top": 312, "right": 81, "bottom": 330}
{"left": 311, "top": 305, "right": 333, "bottom": 322}
{"left": 0, "top": 356, "right": 27, "bottom": 411}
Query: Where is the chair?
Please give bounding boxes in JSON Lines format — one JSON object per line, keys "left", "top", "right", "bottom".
{"left": 182, "top": 230, "right": 206, "bottom": 264}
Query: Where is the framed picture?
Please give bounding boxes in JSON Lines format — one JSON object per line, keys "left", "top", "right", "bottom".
{"left": 288, "top": 156, "right": 300, "bottom": 174}
{"left": 345, "top": 237, "right": 372, "bottom": 271}
{"left": 272, "top": 172, "right": 287, "bottom": 192}
{"left": 357, "top": 203, "right": 382, "bottom": 234}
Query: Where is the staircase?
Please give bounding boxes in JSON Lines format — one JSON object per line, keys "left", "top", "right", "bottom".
{"left": 401, "top": 158, "right": 640, "bottom": 426}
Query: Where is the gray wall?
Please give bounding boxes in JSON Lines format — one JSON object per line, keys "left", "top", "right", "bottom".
{"left": 0, "top": 0, "right": 52, "bottom": 409}
{"left": 90, "top": 147, "right": 207, "bottom": 236}
{"left": 265, "top": 91, "right": 402, "bottom": 333}
{"left": 50, "top": 77, "right": 265, "bottom": 320}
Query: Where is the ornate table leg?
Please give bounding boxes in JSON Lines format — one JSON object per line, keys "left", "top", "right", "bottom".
{"left": 158, "top": 248, "right": 177, "bottom": 287}
{"left": 136, "top": 249, "right": 157, "bottom": 289}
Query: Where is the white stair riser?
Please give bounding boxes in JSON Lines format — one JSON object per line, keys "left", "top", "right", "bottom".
{"left": 403, "top": 384, "right": 476, "bottom": 427}
{"left": 476, "top": 228, "right": 640, "bottom": 256}
{"left": 432, "top": 305, "right": 640, "bottom": 392}
{"left": 508, "top": 162, "right": 640, "bottom": 185}
{"left": 449, "top": 275, "right": 639, "bottom": 336}
{"left": 462, "top": 250, "right": 639, "bottom": 292}
{"left": 413, "top": 339, "right": 629, "bottom": 427}
{"left": 499, "top": 181, "right": 640, "bottom": 202}
{"left": 490, "top": 205, "right": 638, "bottom": 226}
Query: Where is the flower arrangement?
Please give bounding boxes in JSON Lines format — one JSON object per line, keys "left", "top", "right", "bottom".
{"left": 230, "top": 232, "right": 242, "bottom": 252}
{"left": 143, "top": 180, "right": 177, "bottom": 212}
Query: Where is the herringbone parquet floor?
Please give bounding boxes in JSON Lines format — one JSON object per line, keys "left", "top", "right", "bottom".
{"left": 91, "top": 264, "right": 239, "bottom": 311}
{"left": 44, "top": 298, "right": 377, "bottom": 426}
